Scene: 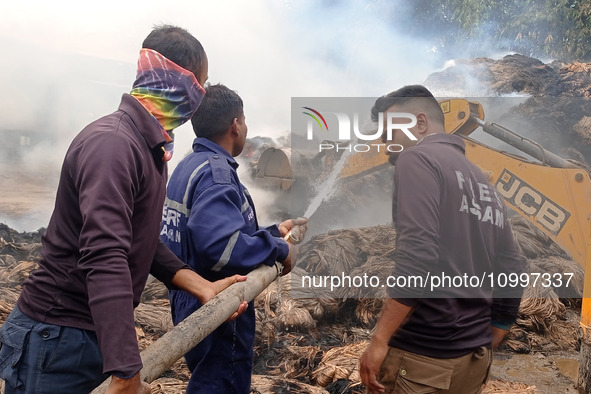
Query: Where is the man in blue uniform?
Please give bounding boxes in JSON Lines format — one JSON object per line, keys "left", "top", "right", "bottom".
{"left": 161, "top": 83, "right": 305, "bottom": 393}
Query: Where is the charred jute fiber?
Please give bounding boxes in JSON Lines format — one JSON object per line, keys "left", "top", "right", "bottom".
{"left": 134, "top": 300, "right": 174, "bottom": 337}
{"left": 482, "top": 380, "right": 539, "bottom": 393}
{"left": 250, "top": 375, "right": 329, "bottom": 394}
{"left": 503, "top": 218, "right": 583, "bottom": 354}
{"left": 253, "top": 217, "right": 582, "bottom": 390}
{"left": 510, "top": 216, "right": 571, "bottom": 260}
{"left": 141, "top": 279, "right": 170, "bottom": 303}
{"left": 149, "top": 378, "right": 185, "bottom": 394}
{"left": 0, "top": 215, "right": 584, "bottom": 392}
{"left": 255, "top": 225, "right": 397, "bottom": 333}
{"left": 312, "top": 342, "right": 367, "bottom": 387}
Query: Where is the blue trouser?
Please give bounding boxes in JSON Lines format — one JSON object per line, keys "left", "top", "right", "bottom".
{"left": 170, "top": 290, "right": 255, "bottom": 394}
{"left": 0, "top": 306, "right": 107, "bottom": 393}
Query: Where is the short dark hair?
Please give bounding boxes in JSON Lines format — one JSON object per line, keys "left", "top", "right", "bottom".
{"left": 191, "top": 84, "right": 244, "bottom": 139}
{"left": 142, "top": 24, "right": 206, "bottom": 78}
{"left": 371, "top": 85, "right": 444, "bottom": 125}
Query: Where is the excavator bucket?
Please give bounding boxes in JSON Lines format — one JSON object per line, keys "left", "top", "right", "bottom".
{"left": 253, "top": 147, "right": 294, "bottom": 190}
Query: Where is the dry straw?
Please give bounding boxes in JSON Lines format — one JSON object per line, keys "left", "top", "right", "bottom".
{"left": 0, "top": 217, "right": 584, "bottom": 391}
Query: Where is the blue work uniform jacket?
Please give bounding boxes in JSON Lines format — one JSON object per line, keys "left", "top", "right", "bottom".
{"left": 161, "top": 137, "right": 289, "bottom": 282}
{"left": 160, "top": 138, "right": 289, "bottom": 394}
{"left": 160, "top": 138, "right": 289, "bottom": 392}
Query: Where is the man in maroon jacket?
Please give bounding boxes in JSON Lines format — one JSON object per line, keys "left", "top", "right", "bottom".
{"left": 0, "top": 25, "right": 246, "bottom": 394}
{"left": 360, "top": 85, "right": 525, "bottom": 393}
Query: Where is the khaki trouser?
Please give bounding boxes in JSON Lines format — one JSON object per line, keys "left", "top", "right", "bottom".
{"left": 373, "top": 346, "right": 492, "bottom": 394}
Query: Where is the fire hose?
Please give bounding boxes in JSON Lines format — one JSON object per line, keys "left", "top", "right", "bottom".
{"left": 90, "top": 261, "right": 283, "bottom": 393}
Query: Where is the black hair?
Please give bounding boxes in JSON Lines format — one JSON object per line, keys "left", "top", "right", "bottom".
{"left": 142, "top": 24, "right": 206, "bottom": 78}
{"left": 371, "top": 85, "right": 444, "bottom": 125}
{"left": 191, "top": 84, "right": 244, "bottom": 139}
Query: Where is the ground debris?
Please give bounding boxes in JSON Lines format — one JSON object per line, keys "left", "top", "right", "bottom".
{"left": 0, "top": 214, "right": 582, "bottom": 393}
{"left": 0, "top": 214, "right": 582, "bottom": 392}
{"left": 483, "top": 379, "right": 539, "bottom": 393}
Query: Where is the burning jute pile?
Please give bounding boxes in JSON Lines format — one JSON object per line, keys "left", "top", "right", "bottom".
{"left": 0, "top": 214, "right": 581, "bottom": 393}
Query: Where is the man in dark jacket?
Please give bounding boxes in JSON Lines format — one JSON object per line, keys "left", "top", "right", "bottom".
{"left": 0, "top": 25, "right": 246, "bottom": 394}
{"left": 360, "top": 85, "right": 525, "bottom": 393}
{"left": 161, "top": 83, "right": 306, "bottom": 393}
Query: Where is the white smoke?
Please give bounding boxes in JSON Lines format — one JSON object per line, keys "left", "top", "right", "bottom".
{"left": 0, "top": 0, "right": 499, "bottom": 231}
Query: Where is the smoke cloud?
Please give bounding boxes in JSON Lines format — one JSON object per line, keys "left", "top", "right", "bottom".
{"left": 0, "top": 0, "right": 511, "bottom": 231}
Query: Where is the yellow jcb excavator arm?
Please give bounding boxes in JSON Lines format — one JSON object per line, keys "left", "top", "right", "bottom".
{"left": 442, "top": 99, "right": 591, "bottom": 391}
{"left": 254, "top": 98, "right": 591, "bottom": 390}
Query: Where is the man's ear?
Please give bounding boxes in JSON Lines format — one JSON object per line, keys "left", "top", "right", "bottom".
{"left": 415, "top": 113, "right": 429, "bottom": 136}
{"left": 230, "top": 117, "right": 240, "bottom": 137}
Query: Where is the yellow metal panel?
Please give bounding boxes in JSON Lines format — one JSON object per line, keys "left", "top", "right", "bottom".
{"left": 441, "top": 99, "right": 484, "bottom": 136}
{"left": 464, "top": 137, "right": 591, "bottom": 333}
{"left": 339, "top": 139, "right": 390, "bottom": 178}
{"left": 463, "top": 138, "right": 591, "bottom": 269}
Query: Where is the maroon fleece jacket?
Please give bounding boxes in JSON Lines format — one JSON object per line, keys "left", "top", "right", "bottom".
{"left": 18, "top": 94, "right": 189, "bottom": 377}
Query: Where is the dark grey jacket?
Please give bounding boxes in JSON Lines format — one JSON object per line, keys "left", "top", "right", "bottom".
{"left": 387, "top": 133, "right": 525, "bottom": 357}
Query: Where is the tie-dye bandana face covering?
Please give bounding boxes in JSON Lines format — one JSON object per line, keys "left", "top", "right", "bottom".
{"left": 130, "top": 48, "right": 205, "bottom": 162}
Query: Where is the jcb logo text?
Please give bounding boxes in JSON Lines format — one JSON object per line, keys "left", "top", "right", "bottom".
{"left": 495, "top": 169, "right": 570, "bottom": 235}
